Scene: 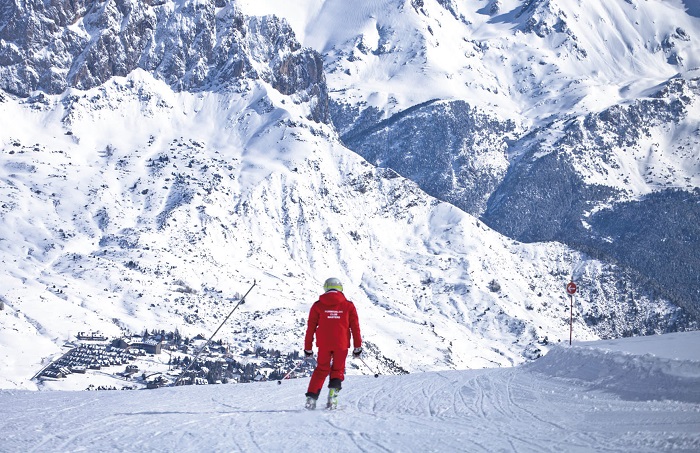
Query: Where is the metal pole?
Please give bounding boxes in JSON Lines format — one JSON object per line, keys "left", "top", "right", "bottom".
{"left": 173, "top": 280, "right": 257, "bottom": 386}
{"left": 277, "top": 358, "right": 307, "bottom": 384}
{"left": 569, "top": 294, "right": 573, "bottom": 346}
{"left": 358, "top": 356, "right": 380, "bottom": 378}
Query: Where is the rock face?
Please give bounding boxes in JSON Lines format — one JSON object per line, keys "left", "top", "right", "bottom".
{"left": 338, "top": 100, "right": 516, "bottom": 215}
{"left": 0, "top": 0, "right": 329, "bottom": 122}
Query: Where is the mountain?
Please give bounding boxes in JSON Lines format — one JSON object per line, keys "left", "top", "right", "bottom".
{"left": 237, "top": 0, "right": 700, "bottom": 316}
{"left": 1, "top": 331, "right": 699, "bottom": 451}
{"left": 0, "top": 0, "right": 699, "bottom": 390}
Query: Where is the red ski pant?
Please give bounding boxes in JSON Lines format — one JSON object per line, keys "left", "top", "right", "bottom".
{"left": 307, "top": 349, "right": 348, "bottom": 396}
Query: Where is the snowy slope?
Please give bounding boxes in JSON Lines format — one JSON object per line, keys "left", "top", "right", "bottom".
{"left": 0, "top": 70, "right": 684, "bottom": 391}
{"left": 237, "top": 0, "right": 700, "bottom": 206}
{"left": 0, "top": 332, "right": 698, "bottom": 452}
{"left": 0, "top": 76, "right": 565, "bottom": 382}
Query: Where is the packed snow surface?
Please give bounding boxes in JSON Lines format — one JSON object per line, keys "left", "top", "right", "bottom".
{"left": 1, "top": 332, "right": 698, "bottom": 452}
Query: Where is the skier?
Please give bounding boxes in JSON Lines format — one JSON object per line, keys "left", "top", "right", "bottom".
{"left": 304, "top": 277, "right": 362, "bottom": 410}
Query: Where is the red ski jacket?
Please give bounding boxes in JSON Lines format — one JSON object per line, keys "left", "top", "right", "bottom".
{"left": 304, "top": 290, "right": 361, "bottom": 351}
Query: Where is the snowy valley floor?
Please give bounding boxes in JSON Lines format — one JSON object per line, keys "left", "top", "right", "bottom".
{"left": 1, "top": 333, "right": 699, "bottom": 452}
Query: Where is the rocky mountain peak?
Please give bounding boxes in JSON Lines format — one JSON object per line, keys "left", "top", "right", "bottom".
{"left": 0, "top": 0, "right": 329, "bottom": 121}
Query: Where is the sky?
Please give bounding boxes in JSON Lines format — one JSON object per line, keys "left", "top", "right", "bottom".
{"left": 1, "top": 332, "right": 698, "bottom": 452}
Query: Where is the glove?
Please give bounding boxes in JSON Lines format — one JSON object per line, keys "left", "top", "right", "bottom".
{"left": 352, "top": 347, "right": 362, "bottom": 358}
{"left": 304, "top": 349, "right": 314, "bottom": 358}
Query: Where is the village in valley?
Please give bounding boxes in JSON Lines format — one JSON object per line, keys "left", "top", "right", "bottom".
{"left": 35, "top": 329, "right": 314, "bottom": 391}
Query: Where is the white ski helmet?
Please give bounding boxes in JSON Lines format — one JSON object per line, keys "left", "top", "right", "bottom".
{"left": 323, "top": 278, "right": 343, "bottom": 293}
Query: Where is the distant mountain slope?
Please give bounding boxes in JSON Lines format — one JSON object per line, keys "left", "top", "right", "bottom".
{"left": 0, "top": 0, "right": 329, "bottom": 121}
{"left": 483, "top": 78, "right": 700, "bottom": 315}
{"left": 237, "top": 0, "right": 700, "bottom": 314}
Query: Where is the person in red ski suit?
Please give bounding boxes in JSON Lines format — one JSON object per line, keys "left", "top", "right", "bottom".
{"left": 304, "top": 278, "right": 362, "bottom": 402}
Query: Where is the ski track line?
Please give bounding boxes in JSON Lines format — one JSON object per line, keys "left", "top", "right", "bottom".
{"left": 226, "top": 428, "right": 246, "bottom": 453}
{"left": 52, "top": 396, "right": 103, "bottom": 415}
{"left": 506, "top": 370, "right": 568, "bottom": 431}
{"left": 434, "top": 372, "right": 464, "bottom": 417}
{"left": 446, "top": 375, "right": 475, "bottom": 416}
{"left": 503, "top": 370, "right": 585, "bottom": 452}
{"left": 354, "top": 385, "right": 385, "bottom": 414}
{"left": 428, "top": 372, "right": 459, "bottom": 417}
{"left": 421, "top": 380, "right": 437, "bottom": 416}
{"left": 506, "top": 374, "right": 616, "bottom": 452}
{"left": 244, "top": 417, "right": 266, "bottom": 453}
{"left": 358, "top": 432, "right": 393, "bottom": 453}
{"left": 324, "top": 416, "right": 391, "bottom": 453}
{"left": 345, "top": 376, "right": 492, "bottom": 452}
{"left": 215, "top": 398, "right": 307, "bottom": 415}
{"left": 460, "top": 371, "right": 566, "bottom": 453}
{"left": 473, "top": 375, "right": 486, "bottom": 419}
{"left": 508, "top": 371, "right": 640, "bottom": 452}
{"left": 500, "top": 370, "right": 629, "bottom": 453}
{"left": 497, "top": 372, "right": 577, "bottom": 453}
{"left": 389, "top": 412, "right": 492, "bottom": 452}
{"left": 477, "top": 373, "right": 509, "bottom": 419}
{"left": 27, "top": 413, "right": 124, "bottom": 453}
{"left": 33, "top": 406, "right": 281, "bottom": 452}
{"left": 456, "top": 382, "right": 480, "bottom": 417}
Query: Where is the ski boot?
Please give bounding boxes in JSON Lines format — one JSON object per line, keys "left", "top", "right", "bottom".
{"left": 305, "top": 396, "right": 317, "bottom": 410}
{"left": 326, "top": 388, "right": 339, "bottom": 410}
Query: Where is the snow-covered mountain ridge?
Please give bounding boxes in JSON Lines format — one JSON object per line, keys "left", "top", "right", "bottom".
{"left": 0, "top": 0, "right": 330, "bottom": 121}
{"left": 238, "top": 0, "right": 700, "bottom": 313}
{"left": 0, "top": 0, "right": 699, "bottom": 390}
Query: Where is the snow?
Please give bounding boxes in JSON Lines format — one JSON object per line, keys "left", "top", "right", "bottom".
{"left": 234, "top": 0, "right": 700, "bottom": 208}
{"left": 1, "top": 332, "right": 698, "bottom": 452}
{"left": 578, "top": 331, "right": 700, "bottom": 362}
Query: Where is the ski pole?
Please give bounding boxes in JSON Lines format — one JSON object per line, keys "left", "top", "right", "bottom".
{"left": 277, "top": 358, "right": 307, "bottom": 384}
{"left": 358, "top": 356, "right": 379, "bottom": 378}
{"left": 174, "top": 280, "right": 257, "bottom": 386}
